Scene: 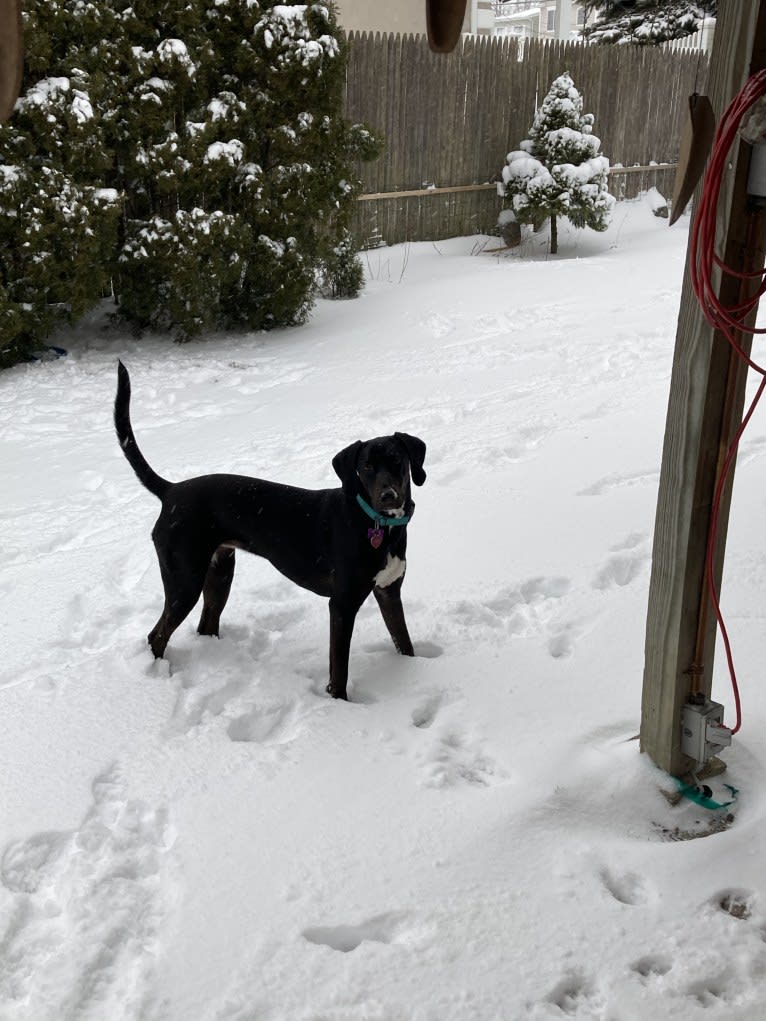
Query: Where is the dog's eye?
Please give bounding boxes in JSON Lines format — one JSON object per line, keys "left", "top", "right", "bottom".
{"left": 362, "top": 463, "right": 373, "bottom": 472}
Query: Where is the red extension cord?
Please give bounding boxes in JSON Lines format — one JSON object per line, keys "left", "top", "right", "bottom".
{"left": 689, "top": 68, "right": 766, "bottom": 735}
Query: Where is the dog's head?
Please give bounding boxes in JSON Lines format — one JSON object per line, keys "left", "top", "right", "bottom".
{"left": 333, "top": 432, "right": 426, "bottom": 515}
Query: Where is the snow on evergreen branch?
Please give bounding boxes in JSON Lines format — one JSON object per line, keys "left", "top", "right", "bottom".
{"left": 580, "top": 1, "right": 716, "bottom": 46}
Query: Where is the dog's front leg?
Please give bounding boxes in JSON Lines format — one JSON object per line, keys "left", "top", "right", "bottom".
{"left": 373, "top": 578, "right": 414, "bottom": 657}
{"left": 327, "top": 596, "right": 362, "bottom": 700}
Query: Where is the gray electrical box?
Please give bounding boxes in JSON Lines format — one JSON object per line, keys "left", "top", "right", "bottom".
{"left": 681, "top": 699, "right": 732, "bottom": 766}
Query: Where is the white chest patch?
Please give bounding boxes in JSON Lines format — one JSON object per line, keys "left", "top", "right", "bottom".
{"left": 374, "top": 554, "right": 406, "bottom": 588}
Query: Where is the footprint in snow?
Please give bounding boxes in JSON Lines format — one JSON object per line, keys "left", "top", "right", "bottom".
{"left": 543, "top": 969, "right": 605, "bottom": 1017}
{"left": 1, "top": 831, "right": 71, "bottom": 894}
{"left": 170, "top": 673, "right": 252, "bottom": 734}
{"left": 599, "top": 866, "right": 652, "bottom": 906}
{"left": 592, "top": 550, "right": 647, "bottom": 591}
{"left": 609, "top": 531, "right": 646, "bottom": 553}
{"left": 446, "top": 575, "right": 571, "bottom": 640}
{"left": 686, "top": 973, "right": 737, "bottom": 1008}
{"left": 546, "top": 618, "right": 585, "bottom": 660}
{"left": 417, "top": 725, "right": 505, "bottom": 789}
{"left": 410, "top": 692, "right": 444, "bottom": 730}
{"left": 577, "top": 468, "right": 658, "bottom": 497}
{"left": 422, "top": 312, "right": 455, "bottom": 339}
{"left": 302, "top": 911, "right": 435, "bottom": 954}
{"left": 444, "top": 575, "right": 581, "bottom": 659}
{"left": 631, "top": 954, "right": 673, "bottom": 983}
{"left": 227, "top": 698, "right": 304, "bottom": 745}
{"left": 0, "top": 766, "right": 174, "bottom": 1016}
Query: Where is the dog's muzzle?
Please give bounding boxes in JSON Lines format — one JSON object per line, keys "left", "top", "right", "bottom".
{"left": 379, "top": 487, "right": 400, "bottom": 508}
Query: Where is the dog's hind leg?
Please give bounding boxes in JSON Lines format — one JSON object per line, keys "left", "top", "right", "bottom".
{"left": 373, "top": 579, "right": 415, "bottom": 657}
{"left": 198, "top": 546, "right": 236, "bottom": 638}
{"left": 148, "top": 548, "right": 209, "bottom": 658}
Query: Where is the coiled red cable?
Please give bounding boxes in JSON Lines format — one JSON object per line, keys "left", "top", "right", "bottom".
{"left": 689, "top": 68, "right": 766, "bottom": 734}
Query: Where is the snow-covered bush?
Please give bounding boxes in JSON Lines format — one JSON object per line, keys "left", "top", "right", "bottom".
{"left": 498, "top": 72, "right": 615, "bottom": 254}
{"left": 0, "top": 163, "right": 119, "bottom": 364}
{"left": 115, "top": 0, "right": 379, "bottom": 337}
{"left": 0, "top": 4, "right": 120, "bottom": 366}
{"left": 0, "top": 0, "right": 380, "bottom": 364}
{"left": 319, "top": 228, "right": 365, "bottom": 299}
{"left": 118, "top": 209, "right": 251, "bottom": 335}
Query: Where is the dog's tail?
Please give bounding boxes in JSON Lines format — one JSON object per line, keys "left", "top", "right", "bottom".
{"left": 114, "top": 361, "right": 171, "bottom": 500}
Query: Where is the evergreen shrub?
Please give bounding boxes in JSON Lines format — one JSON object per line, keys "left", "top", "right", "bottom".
{"left": 0, "top": 0, "right": 380, "bottom": 366}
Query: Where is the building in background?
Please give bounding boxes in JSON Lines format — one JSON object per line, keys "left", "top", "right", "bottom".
{"left": 334, "top": 1, "right": 495, "bottom": 38}
{"left": 492, "top": 1, "right": 588, "bottom": 42}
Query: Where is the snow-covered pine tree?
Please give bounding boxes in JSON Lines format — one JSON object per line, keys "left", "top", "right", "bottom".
{"left": 499, "top": 72, "right": 615, "bottom": 255}
{"left": 579, "top": 1, "right": 716, "bottom": 46}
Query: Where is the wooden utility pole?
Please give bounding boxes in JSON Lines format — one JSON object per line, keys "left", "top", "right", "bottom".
{"left": 641, "top": 0, "right": 766, "bottom": 777}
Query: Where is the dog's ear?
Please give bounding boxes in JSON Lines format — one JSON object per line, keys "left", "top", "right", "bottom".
{"left": 332, "top": 440, "right": 362, "bottom": 491}
{"left": 395, "top": 432, "right": 427, "bottom": 486}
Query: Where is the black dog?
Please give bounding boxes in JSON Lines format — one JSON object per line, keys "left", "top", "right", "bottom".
{"left": 114, "top": 362, "right": 426, "bottom": 700}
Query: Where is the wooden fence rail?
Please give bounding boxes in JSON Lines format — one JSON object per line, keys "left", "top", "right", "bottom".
{"left": 344, "top": 32, "right": 707, "bottom": 246}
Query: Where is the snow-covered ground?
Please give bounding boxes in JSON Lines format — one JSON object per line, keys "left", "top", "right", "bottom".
{"left": 2, "top": 199, "right": 766, "bottom": 1020}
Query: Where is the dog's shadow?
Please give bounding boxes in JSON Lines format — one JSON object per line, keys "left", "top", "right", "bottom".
{"left": 362, "top": 640, "right": 444, "bottom": 659}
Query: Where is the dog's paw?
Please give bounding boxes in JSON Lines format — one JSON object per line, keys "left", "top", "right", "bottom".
{"left": 326, "top": 682, "right": 348, "bottom": 701}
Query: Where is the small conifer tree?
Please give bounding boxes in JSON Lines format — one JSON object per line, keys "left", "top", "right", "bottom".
{"left": 318, "top": 229, "right": 365, "bottom": 299}
{"left": 499, "top": 72, "right": 615, "bottom": 255}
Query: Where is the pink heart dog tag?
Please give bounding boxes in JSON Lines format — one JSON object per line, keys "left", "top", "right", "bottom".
{"left": 368, "top": 527, "right": 384, "bottom": 548}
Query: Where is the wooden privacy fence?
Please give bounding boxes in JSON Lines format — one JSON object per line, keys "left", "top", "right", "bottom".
{"left": 344, "top": 32, "right": 708, "bottom": 246}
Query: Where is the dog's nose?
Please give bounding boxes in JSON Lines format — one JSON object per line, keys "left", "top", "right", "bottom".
{"left": 380, "top": 487, "right": 399, "bottom": 506}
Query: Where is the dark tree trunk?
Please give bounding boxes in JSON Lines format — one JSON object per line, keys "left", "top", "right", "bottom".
{"left": 550, "top": 214, "right": 558, "bottom": 255}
